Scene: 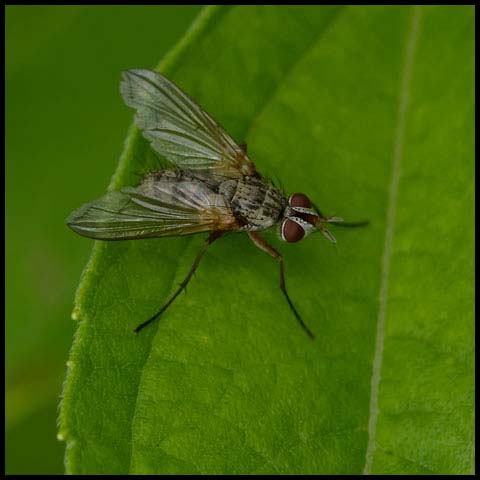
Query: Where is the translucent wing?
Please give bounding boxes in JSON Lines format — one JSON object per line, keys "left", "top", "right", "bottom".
{"left": 120, "top": 69, "right": 257, "bottom": 180}
{"left": 66, "top": 176, "right": 237, "bottom": 240}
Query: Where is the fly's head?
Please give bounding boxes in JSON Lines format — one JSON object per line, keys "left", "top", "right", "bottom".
{"left": 280, "top": 193, "right": 343, "bottom": 244}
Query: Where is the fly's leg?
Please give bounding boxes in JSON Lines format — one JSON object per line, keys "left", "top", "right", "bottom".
{"left": 311, "top": 202, "right": 369, "bottom": 228}
{"left": 328, "top": 220, "right": 369, "bottom": 228}
{"left": 134, "top": 231, "right": 224, "bottom": 334}
{"left": 248, "top": 232, "right": 315, "bottom": 339}
{"left": 239, "top": 142, "right": 247, "bottom": 154}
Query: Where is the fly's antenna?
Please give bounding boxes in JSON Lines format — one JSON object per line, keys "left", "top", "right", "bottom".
{"left": 313, "top": 215, "right": 369, "bottom": 242}
{"left": 311, "top": 201, "right": 369, "bottom": 228}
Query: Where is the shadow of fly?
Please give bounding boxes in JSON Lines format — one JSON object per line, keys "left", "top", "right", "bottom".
{"left": 67, "top": 69, "right": 367, "bottom": 339}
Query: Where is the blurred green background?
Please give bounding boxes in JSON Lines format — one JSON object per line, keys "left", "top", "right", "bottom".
{"left": 5, "top": 5, "right": 202, "bottom": 474}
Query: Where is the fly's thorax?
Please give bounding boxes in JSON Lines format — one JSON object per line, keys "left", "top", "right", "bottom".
{"left": 219, "top": 176, "right": 286, "bottom": 230}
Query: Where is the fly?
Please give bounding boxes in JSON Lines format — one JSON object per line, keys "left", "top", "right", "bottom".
{"left": 67, "top": 69, "right": 367, "bottom": 338}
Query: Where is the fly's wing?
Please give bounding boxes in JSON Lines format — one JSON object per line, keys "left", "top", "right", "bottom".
{"left": 120, "top": 69, "right": 257, "bottom": 180}
{"left": 66, "top": 179, "right": 237, "bottom": 240}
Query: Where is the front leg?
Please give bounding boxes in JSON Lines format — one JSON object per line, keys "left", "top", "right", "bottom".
{"left": 248, "top": 232, "right": 314, "bottom": 339}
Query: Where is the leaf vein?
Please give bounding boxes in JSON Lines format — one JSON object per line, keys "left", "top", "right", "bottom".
{"left": 363, "top": 6, "right": 423, "bottom": 475}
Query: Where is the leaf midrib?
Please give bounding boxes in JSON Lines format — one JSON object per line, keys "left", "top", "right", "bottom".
{"left": 362, "top": 5, "right": 423, "bottom": 475}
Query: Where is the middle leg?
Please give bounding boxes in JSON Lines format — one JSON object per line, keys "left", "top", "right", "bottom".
{"left": 135, "top": 231, "right": 224, "bottom": 333}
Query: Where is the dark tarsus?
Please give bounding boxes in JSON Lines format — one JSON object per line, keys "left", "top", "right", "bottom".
{"left": 134, "top": 231, "right": 224, "bottom": 333}
{"left": 248, "top": 231, "right": 315, "bottom": 339}
{"left": 135, "top": 221, "right": 368, "bottom": 337}
{"left": 330, "top": 220, "right": 369, "bottom": 228}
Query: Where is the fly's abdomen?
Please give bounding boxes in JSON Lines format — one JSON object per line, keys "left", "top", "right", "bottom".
{"left": 139, "top": 169, "right": 231, "bottom": 216}
{"left": 219, "top": 177, "right": 285, "bottom": 230}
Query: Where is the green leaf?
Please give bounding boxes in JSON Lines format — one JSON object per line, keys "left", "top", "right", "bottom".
{"left": 59, "top": 5, "right": 474, "bottom": 474}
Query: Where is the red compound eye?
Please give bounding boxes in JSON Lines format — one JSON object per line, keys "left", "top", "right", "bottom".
{"left": 281, "top": 219, "right": 305, "bottom": 243}
{"left": 289, "top": 193, "right": 311, "bottom": 208}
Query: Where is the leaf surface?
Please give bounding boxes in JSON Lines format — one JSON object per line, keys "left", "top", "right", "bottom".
{"left": 59, "top": 5, "right": 474, "bottom": 474}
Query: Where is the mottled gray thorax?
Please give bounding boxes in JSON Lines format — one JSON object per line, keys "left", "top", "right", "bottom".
{"left": 218, "top": 176, "right": 286, "bottom": 230}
